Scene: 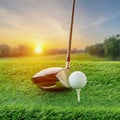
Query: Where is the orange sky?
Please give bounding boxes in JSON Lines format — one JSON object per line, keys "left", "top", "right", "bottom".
{"left": 0, "top": 10, "right": 91, "bottom": 50}
{"left": 0, "top": 0, "right": 120, "bottom": 50}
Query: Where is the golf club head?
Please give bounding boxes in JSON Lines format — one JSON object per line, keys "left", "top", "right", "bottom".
{"left": 32, "top": 67, "right": 70, "bottom": 91}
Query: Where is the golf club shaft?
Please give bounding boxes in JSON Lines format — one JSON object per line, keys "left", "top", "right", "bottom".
{"left": 66, "top": 0, "right": 76, "bottom": 69}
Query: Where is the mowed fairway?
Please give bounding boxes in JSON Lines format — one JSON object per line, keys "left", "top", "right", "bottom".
{"left": 0, "top": 54, "right": 120, "bottom": 120}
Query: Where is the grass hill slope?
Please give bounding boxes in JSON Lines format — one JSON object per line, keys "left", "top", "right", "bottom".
{"left": 0, "top": 54, "right": 120, "bottom": 120}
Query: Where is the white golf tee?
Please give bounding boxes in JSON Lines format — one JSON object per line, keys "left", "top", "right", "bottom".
{"left": 76, "top": 89, "right": 81, "bottom": 102}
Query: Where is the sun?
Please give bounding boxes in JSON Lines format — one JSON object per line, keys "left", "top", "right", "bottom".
{"left": 34, "top": 47, "right": 42, "bottom": 54}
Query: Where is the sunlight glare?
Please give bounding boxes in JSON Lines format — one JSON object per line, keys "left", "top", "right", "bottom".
{"left": 35, "top": 47, "right": 42, "bottom": 54}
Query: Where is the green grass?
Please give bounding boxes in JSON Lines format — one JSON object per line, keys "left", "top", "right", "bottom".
{"left": 0, "top": 54, "right": 120, "bottom": 120}
{"left": 34, "top": 53, "right": 107, "bottom": 61}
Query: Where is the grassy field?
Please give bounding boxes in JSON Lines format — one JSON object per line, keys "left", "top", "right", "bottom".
{"left": 0, "top": 53, "right": 120, "bottom": 120}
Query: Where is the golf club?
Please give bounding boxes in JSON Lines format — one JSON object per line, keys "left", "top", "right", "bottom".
{"left": 32, "top": 0, "right": 76, "bottom": 91}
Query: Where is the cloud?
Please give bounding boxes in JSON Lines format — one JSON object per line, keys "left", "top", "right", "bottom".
{"left": 0, "top": 6, "right": 67, "bottom": 44}
{"left": 0, "top": 8, "right": 24, "bottom": 29}
{"left": 47, "top": 18, "right": 67, "bottom": 36}
{"left": 80, "top": 10, "right": 120, "bottom": 30}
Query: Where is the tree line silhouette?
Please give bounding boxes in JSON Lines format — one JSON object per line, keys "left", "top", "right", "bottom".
{"left": 0, "top": 44, "right": 32, "bottom": 57}
{"left": 0, "top": 44, "right": 83, "bottom": 57}
{"left": 1, "top": 34, "right": 120, "bottom": 60}
{"left": 85, "top": 34, "right": 120, "bottom": 60}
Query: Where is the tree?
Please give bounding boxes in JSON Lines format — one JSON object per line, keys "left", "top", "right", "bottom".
{"left": 85, "top": 43, "right": 104, "bottom": 57}
{"left": 85, "top": 34, "right": 120, "bottom": 60}
{"left": 11, "top": 45, "right": 32, "bottom": 56}
{"left": 0, "top": 44, "right": 11, "bottom": 57}
{"left": 104, "top": 35, "right": 120, "bottom": 60}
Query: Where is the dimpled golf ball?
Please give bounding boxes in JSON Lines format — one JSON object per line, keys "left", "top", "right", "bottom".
{"left": 69, "top": 71, "right": 87, "bottom": 89}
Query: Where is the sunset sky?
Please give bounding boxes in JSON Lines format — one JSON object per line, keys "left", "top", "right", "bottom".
{"left": 0, "top": 0, "right": 120, "bottom": 50}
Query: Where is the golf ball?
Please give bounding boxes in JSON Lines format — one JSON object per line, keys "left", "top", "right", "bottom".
{"left": 69, "top": 71, "right": 87, "bottom": 89}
